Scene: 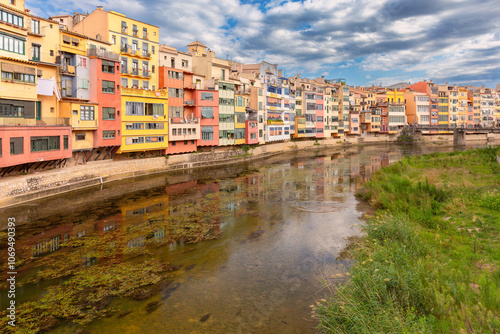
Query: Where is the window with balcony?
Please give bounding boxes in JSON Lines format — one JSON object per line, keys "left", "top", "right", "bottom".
{"left": 133, "top": 24, "right": 138, "bottom": 36}
{"left": 80, "top": 105, "right": 95, "bottom": 120}
{"left": 143, "top": 81, "right": 149, "bottom": 90}
{"left": 121, "top": 21, "right": 128, "bottom": 33}
{"left": 142, "top": 61, "right": 149, "bottom": 77}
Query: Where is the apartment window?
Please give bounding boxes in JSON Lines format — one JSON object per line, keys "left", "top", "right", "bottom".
{"left": 102, "top": 60, "right": 115, "bottom": 73}
{"left": 102, "top": 80, "right": 115, "bottom": 94}
{"left": 77, "top": 78, "right": 89, "bottom": 89}
{"left": 145, "top": 136, "right": 164, "bottom": 143}
{"left": 31, "top": 136, "right": 60, "bottom": 152}
{"left": 221, "top": 69, "right": 225, "bottom": 80}
{"left": 152, "top": 65, "right": 155, "bottom": 74}
{"left": 75, "top": 133, "right": 86, "bottom": 141}
{"left": 111, "top": 35, "right": 116, "bottom": 44}
{"left": 259, "top": 102, "right": 263, "bottom": 110}
{"left": 121, "top": 78, "right": 128, "bottom": 87}
{"left": 144, "top": 103, "right": 164, "bottom": 116}
{"left": 145, "top": 123, "right": 164, "bottom": 129}
{"left": 142, "top": 42, "right": 149, "bottom": 57}
{"left": 171, "top": 58, "right": 175, "bottom": 68}
{"left": 103, "top": 131, "right": 116, "bottom": 139}
{"left": 10, "top": 137, "right": 23, "bottom": 155}
{"left": 126, "top": 123, "right": 144, "bottom": 130}
{"left": 63, "top": 135, "right": 68, "bottom": 149}
{"left": 126, "top": 102, "right": 144, "bottom": 115}
{"left": 133, "top": 24, "right": 138, "bottom": 36}
{"left": 201, "top": 107, "right": 214, "bottom": 119}
{"left": 102, "top": 107, "right": 115, "bottom": 120}
{"left": 132, "top": 60, "right": 138, "bottom": 75}
{"left": 201, "top": 126, "right": 214, "bottom": 140}
{"left": 151, "top": 46, "right": 155, "bottom": 54}
{"left": 143, "top": 81, "right": 149, "bottom": 90}
{"left": 258, "top": 89, "right": 262, "bottom": 96}
{"left": 77, "top": 57, "right": 87, "bottom": 68}
{"left": 80, "top": 105, "right": 95, "bottom": 120}
{"left": 181, "top": 59, "right": 188, "bottom": 67}
{"left": 143, "top": 28, "right": 148, "bottom": 39}
{"left": 132, "top": 79, "right": 139, "bottom": 88}
{"left": 0, "top": 10, "right": 23, "bottom": 28}
{"left": 2, "top": 71, "right": 35, "bottom": 84}
{"left": 142, "top": 61, "right": 149, "bottom": 76}
{"left": 121, "top": 21, "right": 128, "bottom": 33}
{"left": 172, "top": 129, "right": 176, "bottom": 136}
{"left": 31, "top": 19, "right": 40, "bottom": 34}
{"left": 259, "top": 129, "right": 263, "bottom": 138}
{"left": 0, "top": 33, "right": 25, "bottom": 55}
{"left": 0, "top": 138, "right": 2, "bottom": 157}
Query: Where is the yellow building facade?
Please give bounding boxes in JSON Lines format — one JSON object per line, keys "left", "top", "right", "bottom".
{"left": 73, "top": 7, "right": 168, "bottom": 154}
{"left": 120, "top": 88, "right": 168, "bottom": 153}
{"left": 235, "top": 94, "right": 246, "bottom": 145}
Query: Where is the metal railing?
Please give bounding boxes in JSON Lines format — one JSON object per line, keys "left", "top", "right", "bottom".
{"left": 0, "top": 117, "right": 70, "bottom": 127}
{"left": 87, "top": 48, "right": 120, "bottom": 61}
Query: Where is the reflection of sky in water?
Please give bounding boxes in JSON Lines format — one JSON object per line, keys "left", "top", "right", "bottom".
{"left": 0, "top": 144, "right": 478, "bottom": 333}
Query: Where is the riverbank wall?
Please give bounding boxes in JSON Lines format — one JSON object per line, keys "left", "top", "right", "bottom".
{"left": 1, "top": 132, "right": 499, "bottom": 208}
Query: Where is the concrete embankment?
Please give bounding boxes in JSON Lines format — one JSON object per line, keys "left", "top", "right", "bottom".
{"left": 0, "top": 132, "right": 499, "bottom": 208}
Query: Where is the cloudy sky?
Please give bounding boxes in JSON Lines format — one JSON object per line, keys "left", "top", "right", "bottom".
{"left": 29, "top": 0, "right": 500, "bottom": 88}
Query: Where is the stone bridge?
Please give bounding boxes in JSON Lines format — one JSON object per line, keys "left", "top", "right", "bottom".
{"left": 409, "top": 126, "right": 500, "bottom": 145}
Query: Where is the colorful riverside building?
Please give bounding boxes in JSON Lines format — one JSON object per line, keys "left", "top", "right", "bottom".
{"left": 406, "top": 81, "right": 440, "bottom": 126}
{"left": 188, "top": 41, "right": 236, "bottom": 146}
{"left": 404, "top": 90, "right": 430, "bottom": 125}
{"left": 458, "top": 86, "right": 471, "bottom": 127}
{"left": 73, "top": 7, "right": 168, "bottom": 155}
{"left": 242, "top": 61, "right": 291, "bottom": 142}
{"left": 159, "top": 45, "right": 200, "bottom": 154}
{"left": 58, "top": 29, "right": 122, "bottom": 162}
{"left": 0, "top": 0, "right": 71, "bottom": 174}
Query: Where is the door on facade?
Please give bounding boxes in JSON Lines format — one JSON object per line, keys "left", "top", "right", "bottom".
{"left": 36, "top": 101, "right": 41, "bottom": 120}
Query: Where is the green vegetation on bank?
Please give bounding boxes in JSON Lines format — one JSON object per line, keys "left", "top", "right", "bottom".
{"left": 317, "top": 146, "right": 500, "bottom": 333}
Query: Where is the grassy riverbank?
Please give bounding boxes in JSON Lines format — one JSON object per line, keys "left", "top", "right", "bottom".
{"left": 317, "top": 146, "right": 500, "bottom": 333}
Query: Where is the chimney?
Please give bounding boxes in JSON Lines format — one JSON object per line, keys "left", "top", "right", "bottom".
{"left": 297, "top": 73, "right": 300, "bottom": 78}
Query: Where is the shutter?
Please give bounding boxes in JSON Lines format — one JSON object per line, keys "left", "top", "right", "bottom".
{"left": 65, "top": 79, "right": 72, "bottom": 97}
{"left": 125, "top": 137, "right": 133, "bottom": 145}
{"left": 13, "top": 138, "right": 23, "bottom": 154}
{"left": 72, "top": 37, "right": 79, "bottom": 44}
{"left": 23, "top": 101, "right": 35, "bottom": 119}
{"left": 62, "top": 35, "right": 70, "bottom": 43}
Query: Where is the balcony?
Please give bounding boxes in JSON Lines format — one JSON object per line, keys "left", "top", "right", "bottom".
{"left": 143, "top": 32, "right": 149, "bottom": 40}
{"left": 72, "top": 118, "right": 98, "bottom": 130}
{"left": 61, "top": 64, "right": 76, "bottom": 75}
{"left": 120, "top": 45, "right": 138, "bottom": 56}
{"left": 133, "top": 30, "right": 139, "bottom": 37}
{"left": 1, "top": 117, "right": 70, "bottom": 127}
{"left": 184, "top": 99, "right": 196, "bottom": 106}
{"left": 140, "top": 50, "right": 152, "bottom": 59}
{"left": 87, "top": 48, "right": 120, "bottom": 61}
{"left": 121, "top": 87, "right": 168, "bottom": 98}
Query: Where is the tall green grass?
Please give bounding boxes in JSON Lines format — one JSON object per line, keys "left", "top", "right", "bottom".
{"left": 317, "top": 147, "right": 500, "bottom": 333}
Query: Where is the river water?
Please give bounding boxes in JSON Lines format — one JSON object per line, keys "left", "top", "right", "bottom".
{"left": 0, "top": 143, "right": 484, "bottom": 333}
